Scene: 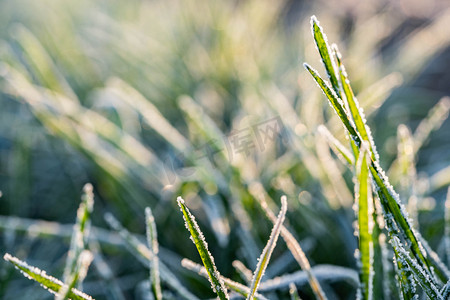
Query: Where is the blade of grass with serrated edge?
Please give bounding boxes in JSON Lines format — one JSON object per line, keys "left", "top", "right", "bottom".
{"left": 390, "top": 237, "right": 444, "bottom": 300}
{"left": 289, "top": 283, "right": 302, "bottom": 300}
{"left": 145, "top": 207, "right": 162, "bottom": 300}
{"left": 303, "top": 63, "right": 359, "bottom": 145}
{"left": 177, "top": 197, "right": 229, "bottom": 300}
{"left": 104, "top": 213, "right": 199, "bottom": 300}
{"left": 258, "top": 196, "right": 327, "bottom": 300}
{"left": 355, "top": 145, "right": 374, "bottom": 300}
{"left": 181, "top": 259, "right": 268, "bottom": 300}
{"left": 310, "top": 16, "right": 341, "bottom": 97}
{"left": 247, "top": 196, "right": 287, "bottom": 300}
{"left": 3, "top": 253, "right": 93, "bottom": 300}
{"left": 318, "top": 125, "right": 354, "bottom": 166}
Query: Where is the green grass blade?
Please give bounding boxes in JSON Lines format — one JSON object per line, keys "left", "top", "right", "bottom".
{"left": 181, "top": 259, "right": 268, "bottom": 300}
{"left": 332, "top": 44, "right": 378, "bottom": 161}
{"left": 310, "top": 16, "right": 341, "bottom": 97}
{"left": 177, "top": 197, "right": 229, "bottom": 300}
{"left": 3, "top": 253, "right": 93, "bottom": 300}
{"left": 247, "top": 196, "right": 287, "bottom": 300}
{"left": 145, "top": 207, "right": 162, "bottom": 300}
{"left": 390, "top": 237, "right": 444, "bottom": 300}
{"left": 369, "top": 163, "right": 433, "bottom": 277}
{"left": 303, "top": 63, "right": 359, "bottom": 145}
{"left": 63, "top": 184, "right": 94, "bottom": 283}
{"left": 355, "top": 146, "right": 374, "bottom": 300}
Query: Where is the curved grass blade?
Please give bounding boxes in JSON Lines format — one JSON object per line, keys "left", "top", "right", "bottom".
{"left": 258, "top": 196, "right": 327, "bottom": 300}
{"left": 390, "top": 237, "right": 444, "bottom": 300}
{"left": 145, "top": 207, "right": 162, "bottom": 300}
{"left": 310, "top": 16, "right": 341, "bottom": 97}
{"left": 177, "top": 197, "right": 229, "bottom": 300}
{"left": 355, "top": 146, "right": 374, "bottom": 300}
{"left": 3, "top": 253, "right": 93, "bottom": 300}
{"left": 247, "top": 196, "right": 287, "bottom": 300}
{"left": 181, "top": 259, "right": 268, "bottom": 300}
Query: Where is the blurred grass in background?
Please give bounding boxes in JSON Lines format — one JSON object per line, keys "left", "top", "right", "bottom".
{"left": 0, "top": 0, "right": 450, "bottom": 299}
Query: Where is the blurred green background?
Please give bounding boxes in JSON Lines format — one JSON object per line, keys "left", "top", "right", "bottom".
{"left": 0, "top": 0, "right": 450, "bottom": 299}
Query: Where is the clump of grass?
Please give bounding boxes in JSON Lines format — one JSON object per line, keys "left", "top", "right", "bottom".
{"left": 305, "top": 15, "right": 449, "bottom": 299}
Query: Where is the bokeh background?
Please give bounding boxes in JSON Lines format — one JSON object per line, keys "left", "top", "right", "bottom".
{"left": 1, "top": 0, "right": 450, "bottom": 299}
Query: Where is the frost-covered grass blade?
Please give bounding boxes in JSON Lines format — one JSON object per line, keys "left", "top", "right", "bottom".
{"left": 3, "top": 253, "right": 94, "bottom": 300}
{"left": 310, "top": 16, "right": 340, "bottom": 97}
{"left": 390, "top": 237, "right": 444, "bottom": 300}
{"left": 59, "top": 183, "right": 94, "bottom": 300}
{"left": 145, "top": 207, "right": 162, "bottom": 300}
{"left": 247, "top": 196, "right": 287, "bottom": 300}
{"left": 177, "top": 196, "right": 229, "bottom": 300}
{"left": 355, "top": 146, "right": 374, "bottom": 300}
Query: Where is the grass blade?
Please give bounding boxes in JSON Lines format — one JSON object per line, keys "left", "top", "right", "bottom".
{"left": 177, "top": 197, "right": 229, "bottom": 300}
{"left": 57, "top": 183, "right": 94, "bottom": 300}
{"left": 303, "top": 63, "right": 359, "bottom": 145}
{"left": 145, "top": 207, "right": 162, "bottom": 300}
{"left": 247, "top": 196, "right": 287, "bottom": 300}
{"left": 63, "top": 184, "right": 94, "bottom": 283}
{"left": 355, "top": 145, "right": 374, "bottom": 300}
{"left": 332, "top": 44, "right": 378, "bottom": 161}
{"left": 3, "top": 253, "right": 93, "bottom": 300}
{"left": 310, "top": 16, "right": 341, "bottom": 97}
